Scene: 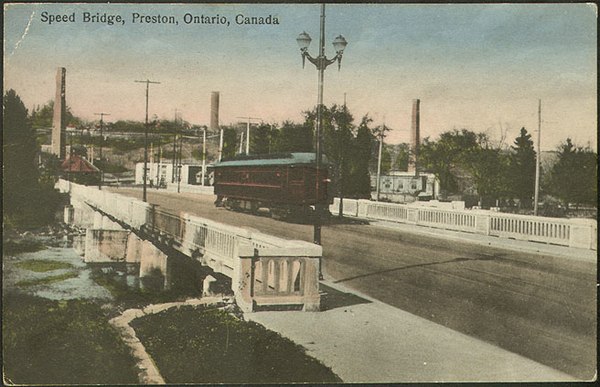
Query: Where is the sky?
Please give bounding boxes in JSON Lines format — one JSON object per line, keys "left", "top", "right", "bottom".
{"left": 3, "top": 3, "right": 597, "bottom": 150}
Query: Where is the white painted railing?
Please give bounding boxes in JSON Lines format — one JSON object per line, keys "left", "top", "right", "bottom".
{"left": 56, "top": 179, "right": 321, "bottom": 311}
{"left": 331, "top": 197, "right": 597, "bottom": 250}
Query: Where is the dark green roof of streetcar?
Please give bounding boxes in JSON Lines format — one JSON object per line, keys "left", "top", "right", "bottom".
{"left": 213, "top": 153, "right": 329, "bottom": 168}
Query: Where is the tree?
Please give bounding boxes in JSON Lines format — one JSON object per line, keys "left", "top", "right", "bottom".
{"left": 346, "top": 115, "right": 374, "bottom": 198}
{"left": 419, "top": 129, "right": 481, "bottom": 196}
{"left": 4, "top": 89, "right": 39, "bottom": 205}
{"left": 30, "top": 100, "right": 82, "bottom": 129}
{"left": 546, "top": 139, "right": 597, "bottom": 208}
{"left": 274, "top": 120, "right": 313, "bottom": 153}
{"left": 392, "top": 143, "right": 410, "bottom": 172}
{"left": 509, "top": 127, "right": 536, "bottom": 208}
{"left": 250, "top": 123, "right": 276, "bottom": 155}
{"left": 469, "top": 147, "right": 512, "bottom": 207}
{"left": 221, "top": 126, "right": 238, "bottom": 159}
{"left": 3, "top": 90, "right": 62, "bottom": 229}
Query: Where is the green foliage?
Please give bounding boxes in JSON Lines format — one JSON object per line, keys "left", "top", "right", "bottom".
{"left": 509, "top": 127, "right": 536, "bottom": 207}
{"left": 4, "top": 89, "right": 39, "bottom": 204}
{"left": 380, "top": 147, "right": 392, "bottom": 174}
{"left": 110, "top": 119, "right": 146, "bottom": 133}
{"left": 222, "top": 126, "right": 239, "bottom": 159}
{"left": 14, "top": 259, "right": 74, "bottom": 272}
{"left": 94, "top": 159, "right": 128, "bottom": 173}
{"left": 420, "top": 129, "right": 483, "bottom": 196}
{"left": 546, "top": 139, "right": 597, "bottom": 208}
{"left": 2, "top": 239, "right": 47, "bottom": 255}
{"left": 275, "top": 120, "right": 313, "bottom": 153}
{"left": 4, "top": 90, "right": 64, "bottom": 229}
{"left": 131, "top": 306, "right": 341, "bottom": 383}
{"left": 16, "top": 272, "right": 79, "bottom": 287}
{"left": 346, "top": 115, "right": 375, "bottom": 198}
{"left": 30, "top": 100, "right": 82, "bottom": 129}
{"left": 393, "top": 143, "right": 410, "bottom": 171}
{"left": 468, "top": 147, "right": 512, "bottom": 206}
{"left": 2, "top": 292, "right": 138, "bottom": 384}
{"left": 191, "top": 147, "right": 204, "bottom": 160}
{"left": 250, "top": 123, "right": 277, "bottom": 154}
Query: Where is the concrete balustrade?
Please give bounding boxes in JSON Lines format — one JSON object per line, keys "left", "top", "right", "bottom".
{"left": 234, "top": 243, "right": 321, "bottom": 312}
{"left": 330, "top": 197, "right": 596, "bottom": 250}
{"left": 57, "top": 179, "right": 322, "bottom": 311}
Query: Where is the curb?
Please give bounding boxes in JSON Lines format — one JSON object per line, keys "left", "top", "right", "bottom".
{"left": 109, "top": 296, "right": 231, "bottom": 384}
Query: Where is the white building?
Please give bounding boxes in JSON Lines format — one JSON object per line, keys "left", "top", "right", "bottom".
{"left": 371, "top": 171, "right": 440, "bottom": 203}
{"left": 135, "top": 162, "right": 210, "bottom": 186}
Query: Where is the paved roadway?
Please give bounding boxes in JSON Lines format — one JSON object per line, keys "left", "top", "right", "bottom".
{"left": 112, "top": 188, "right": 596, "bottom": 379}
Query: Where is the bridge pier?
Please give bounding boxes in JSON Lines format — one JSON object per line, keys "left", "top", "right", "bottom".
{"left": 58, "top": 181, "right": 324, "bottom": 311}
{"left": 65, "top": 201, "right": 171, "bottom": 287}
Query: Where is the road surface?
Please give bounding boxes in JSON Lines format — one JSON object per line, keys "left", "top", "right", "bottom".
{"left": 111, "top": 188, "right": 596, "bottom": 379}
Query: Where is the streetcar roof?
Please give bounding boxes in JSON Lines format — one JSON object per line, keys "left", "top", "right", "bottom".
{"left": 213, "top": 152, "right": 329, "bottom": 168}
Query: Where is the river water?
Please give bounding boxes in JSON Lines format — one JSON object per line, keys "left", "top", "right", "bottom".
{"left": 3, "top": 235, "right": 114, "bottom": 301}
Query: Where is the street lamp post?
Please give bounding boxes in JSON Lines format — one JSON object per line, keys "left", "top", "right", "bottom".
{"left": 135, "top": 79, "right": 161, "bottom": 202}
{"left": 298, "top": 4, "right": 347, "bottom": 279}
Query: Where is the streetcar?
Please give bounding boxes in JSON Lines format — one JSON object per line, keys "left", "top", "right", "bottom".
{"left": 212, "top": 152, "right": 332, "bottom": 219}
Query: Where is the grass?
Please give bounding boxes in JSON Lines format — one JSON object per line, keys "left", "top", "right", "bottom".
{"left": 2, "top": 291, "right": 139, "bottom": 384}
{"left": 16, "top": 272, "right": 79, "bottom": 287}
{"left": 131, "top": 306, "right": 342, "bottom": 384}
{"left": 14, "top": 259, "right": 74, "bottom": 272}
{"left": 2, "top": 239, "right": 47, "bottom": 255}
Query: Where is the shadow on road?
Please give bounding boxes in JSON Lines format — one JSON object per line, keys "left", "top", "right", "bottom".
{"left": 333, "top": 253, "right": 502, "bottom": 284}
{"left": 319, "top": 283, "right": 372, "bottom": 311}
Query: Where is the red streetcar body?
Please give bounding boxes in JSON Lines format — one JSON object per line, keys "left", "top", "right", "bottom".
{"left": 213, "top": 153, "right": 332, "bottom": 213}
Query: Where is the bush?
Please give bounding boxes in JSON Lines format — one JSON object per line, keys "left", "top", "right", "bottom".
{"left": 2, "top": 292, "right": 138, "bottom": 384}
{"left": 131, "top": 306, "right": 342, "bottom": 383}
{"left": 4, "top": 182, "right": 64, "bottom": 230}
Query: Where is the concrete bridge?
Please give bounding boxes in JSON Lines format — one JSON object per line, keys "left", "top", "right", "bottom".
{"left": 160, "top": 182, "right": 597, "bottom": 251}
{"left": 57, "top": 179, "right": 321, "bottom": 312}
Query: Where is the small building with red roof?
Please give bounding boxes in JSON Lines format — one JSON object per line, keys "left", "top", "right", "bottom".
{"left": 61, "top": 154, "right": 101, "bottom": 185}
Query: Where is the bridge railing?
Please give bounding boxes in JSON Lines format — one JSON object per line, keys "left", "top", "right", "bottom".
{"left": 331, "top": 197, "right": 596, "bottom": 250}
{"left": 58, "top": 179, "right": 322, "bottom": 311}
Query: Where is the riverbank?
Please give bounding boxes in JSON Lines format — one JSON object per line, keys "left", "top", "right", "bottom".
{"left": 2, "top": 223, "right": 341, "bottom": 384}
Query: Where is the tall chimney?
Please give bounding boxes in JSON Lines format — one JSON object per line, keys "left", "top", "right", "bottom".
{"left": 210, "top": 91, "right": 220, "bottom": 131}
{"left": 408, "top": 98, "right": 420, "bottom": 175}
{"left": 52, "top": 67, "right": 67, "bottom": 160}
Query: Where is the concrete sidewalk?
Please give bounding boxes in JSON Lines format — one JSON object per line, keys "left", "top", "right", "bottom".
{"left": 245, "top": 280, "right": 575, "bottom": 383}
{"left": 371, "top": 219, "right": 597, "bottom": 262}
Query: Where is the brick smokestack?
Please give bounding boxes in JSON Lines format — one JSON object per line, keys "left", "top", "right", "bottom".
{"left": 52, "top": 67, "right": 67, "bottom": 160}
{"left": 408, "top": 98, "right": 420, "bottom": 175}
{"left": 210, "top": 91, "right": 220, "bottom": 131}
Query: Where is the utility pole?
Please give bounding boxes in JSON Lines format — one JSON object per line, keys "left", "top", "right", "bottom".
{"left": 534, "top": 99, "right": 541, "bottom": 216}
{"left": 339, "top": 93, "right": 347, "bottom": 218}
{"left": 201, "top": 128, "right": 206, "bottom": 186}
{"left": 134, "top": 79, "right": 161, "bottom": 202}
{"left": 177, "top": 135, "right": 183, "bottom": 193}
{"left": 376, "top": 120, "right": 387, "bottom": 202}
{"left": 94, "top": 112, "right": 110, "bottom": 161}
{"left": 157, "top": 146, "right": 162, "bottom": 189}
{"left": 172, "top": 131, "right": 177, "bottom": 183}
{"left": 236, "top": 116, "right": 261, "bottom": 155}
{"left": 218, "top": 127, "right": 224, "bottom": 161}
{"left": 376, "top": 129, "right": 384, "bottom": 201}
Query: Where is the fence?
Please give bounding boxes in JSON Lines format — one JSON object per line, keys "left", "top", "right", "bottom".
{"left": 56, "top": 179, "right": 321, "bottom": 311}
{"left": 331, "top": 198, "right": 597, "bottom": 250}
